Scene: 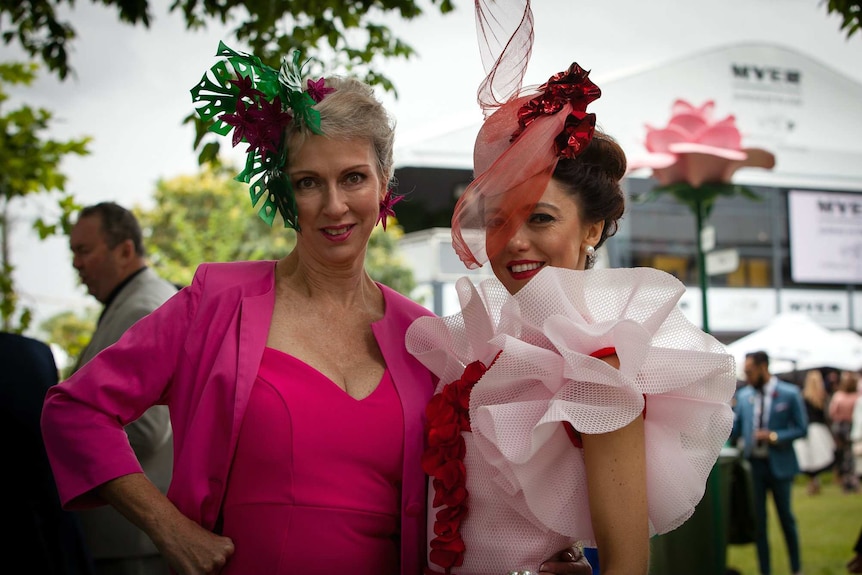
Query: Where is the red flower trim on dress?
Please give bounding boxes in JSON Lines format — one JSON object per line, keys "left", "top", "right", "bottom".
{"left": 422, "top": 354, "right": 500, "bottom": 574}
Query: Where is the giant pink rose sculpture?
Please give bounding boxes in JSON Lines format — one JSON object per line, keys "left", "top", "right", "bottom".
{"left": 628, "top": 100, "right": 775, "bottom": 187}
{"left": 628, "top": 100, "right": 775, "bottom": 333}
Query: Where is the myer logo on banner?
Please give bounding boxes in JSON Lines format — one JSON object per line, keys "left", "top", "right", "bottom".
{"left": 731, "top": 62, "right": 802, "bottom": 106}
{"left": 817, "top": 197, "right": 862, "bottom": 217}
{"left": 732, "top": 64, "right": 801, "bottom": 88}
{"left": 780, "top": 290, "right": 850, "bottom": 328}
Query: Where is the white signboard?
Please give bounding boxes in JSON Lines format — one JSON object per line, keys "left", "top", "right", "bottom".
{"left": 701, "top": 225, "right": 716, "bottom": 253}
{"left": 678, "top": 287, "right": 856, "bottom": 331}
{"left": 788, "top": 189, "right": 862, "bottom": 284}
{"left": 679, "top": 287, "right": 777, "bottom": 332}
{"left": 780, "top": 289, "right": 850, "bottom": 328}
{"left": 706, "top": 249, "right": 740, "bottom": 276}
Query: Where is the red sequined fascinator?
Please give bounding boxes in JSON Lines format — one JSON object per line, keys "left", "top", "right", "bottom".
{"left": 451, "top": 0, "right": 602, "bottom": 268}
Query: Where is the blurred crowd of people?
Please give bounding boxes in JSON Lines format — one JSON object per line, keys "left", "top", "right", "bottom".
{"left": 728, "top": 355, "right": 862, "bottom": 575}
{"left": 794, "top": 367, "right": 861, "bottom": 575}
{"left": 793, "top": 367, "right": 862, "bottom": 495}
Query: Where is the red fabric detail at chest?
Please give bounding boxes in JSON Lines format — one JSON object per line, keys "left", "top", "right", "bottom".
{"left": 589, "top": 346, "right": 617, "bottom": 359}
{"left": 565, "top": 347, "right": 646, "bottom": 448}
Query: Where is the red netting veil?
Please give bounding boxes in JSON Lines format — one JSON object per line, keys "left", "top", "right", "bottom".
{"left": 452, "top": 0, "right": 602, "bottom": 268}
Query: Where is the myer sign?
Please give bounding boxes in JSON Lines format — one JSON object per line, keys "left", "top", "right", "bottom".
{"left": 732, "top": 63, "right": 801, "bottom": 95}
{"left": 788, "top": 189, "right": 862, "bottom": 284}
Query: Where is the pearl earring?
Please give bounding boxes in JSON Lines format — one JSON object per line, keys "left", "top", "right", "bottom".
{"left": 585, "top": 245, "right": 596, "bottom": 266}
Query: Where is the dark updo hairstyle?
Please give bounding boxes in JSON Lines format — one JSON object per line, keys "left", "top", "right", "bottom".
{"left": 552, "top": 129, "right": 626, "bottom": 263}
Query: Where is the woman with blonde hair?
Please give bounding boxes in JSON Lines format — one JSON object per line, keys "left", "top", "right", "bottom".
{"left": 41, "top": 42, "right": 592, "bottom": 575}
{"left": 793, "top": 369, "right": 835, "bottom": 494}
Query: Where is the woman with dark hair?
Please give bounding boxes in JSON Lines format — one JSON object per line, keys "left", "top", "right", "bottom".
{"left": 405, "top": 2, "right": 736, "bottom": 574}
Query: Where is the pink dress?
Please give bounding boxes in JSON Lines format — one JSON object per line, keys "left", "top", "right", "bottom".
{"left": 406, "top": 267, "right": 737, "bottom": 574}
{"left": 220, "top": 347, "right": 404, "bottom": 575}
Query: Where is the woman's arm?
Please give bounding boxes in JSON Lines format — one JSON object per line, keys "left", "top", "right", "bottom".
{"left": 581, "top": 415, "right": 649, "bottom": 575}
{"left": 42, "top": 279, "right": 199, "bottom": 508}
{"left": 98, "top": 473, "right": 234, "bottom": 575}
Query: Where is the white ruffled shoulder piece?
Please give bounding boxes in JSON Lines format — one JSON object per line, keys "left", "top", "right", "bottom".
{"left": 406, "top": 266, "right": 736, "bottom": 545}
{"left": 406, "top": 273, "right": 519, "bottom": 387}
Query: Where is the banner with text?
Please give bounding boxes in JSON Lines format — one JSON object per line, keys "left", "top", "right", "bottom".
{"left": 788, "top": 189, "right": 862, "bottom": 284}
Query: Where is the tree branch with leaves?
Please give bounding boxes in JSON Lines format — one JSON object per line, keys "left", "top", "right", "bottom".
{"left": 0, "top": 61, "right": 89, "bottom": 333}
{"left": 1, "top": 0, "right": 455, "bottom": 84}
{"left": 823, "top": 0, "right": 862, "bottom": 38}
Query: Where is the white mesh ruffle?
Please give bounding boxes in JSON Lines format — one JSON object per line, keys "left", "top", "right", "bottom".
{"left": 405, "top": 267, "right": 736, "bottom": 570}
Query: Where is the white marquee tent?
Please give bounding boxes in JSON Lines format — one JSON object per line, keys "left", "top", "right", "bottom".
{"left": 725, "top": 313, "right": 862, "bottom": 379}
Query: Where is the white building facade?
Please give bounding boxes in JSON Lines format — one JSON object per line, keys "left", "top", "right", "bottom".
{"left": 394, "top": 43, "right": 862, "bottom": 340}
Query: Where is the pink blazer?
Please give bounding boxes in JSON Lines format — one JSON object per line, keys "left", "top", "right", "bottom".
{"left": 42, "top": 260, "right": 436, "bottom": 574}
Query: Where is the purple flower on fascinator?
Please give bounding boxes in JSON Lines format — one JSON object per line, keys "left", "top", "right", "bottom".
{"left": 247, "top": 96, "right": 293, "bottom": 156}
{"left": 377, "top": 189, "right": 403, "bottom": 230}
{"left": 307, "top": 78, "right": 335, "bottom": 103}
{"left": 229, "top": 75, "right": 264, "bottom": 101}
{"left": 220, "top": 101, "right": 255, "bottom": 148}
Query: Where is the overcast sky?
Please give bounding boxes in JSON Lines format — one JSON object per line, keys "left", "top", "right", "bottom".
{"left": 6, "top": 0, "right": 862, "bottom": 332}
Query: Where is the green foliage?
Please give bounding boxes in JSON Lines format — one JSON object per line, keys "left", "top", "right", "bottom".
{"left": 134, "top": 164, "right": 297, "bottom": 287}
{"left": 1, "top": 0, "right": 455, "bottom": 84}
{"left": 0, "top": 260, "right": 31, "bottom": 332}
{"left": 2, "top": 0, "right": 456, "bottom": 191}
{"left": 823, "top": 0, "right": 862, "bottom": 39}
{"left": 367, "top": 222, "right": 417, "bottom": 298}
{"left": 134, "top": 164, "right": 416, "bottom": 296}
{"left": 0, "top": 61, "right": 89, "bottom": 333}
{"left": 39, "top": 307, "right": 98, "bottom": 379}
{"left": 0, "top": 63, "right": 90, "bottom": 204}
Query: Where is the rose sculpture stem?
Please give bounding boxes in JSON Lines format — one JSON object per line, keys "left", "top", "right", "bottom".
{"left": 695, "top": 195, "right": 710, "bottom": 333}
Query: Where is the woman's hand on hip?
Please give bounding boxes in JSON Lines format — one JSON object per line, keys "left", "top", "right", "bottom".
{"left": 155, "top": 513, "right": 235, "bottom": 575}
{"left": 539, "top": 545, "right": 592, "bottom": 574}
{"left": 96, "top": 473, "right": 235, "bottom": 575}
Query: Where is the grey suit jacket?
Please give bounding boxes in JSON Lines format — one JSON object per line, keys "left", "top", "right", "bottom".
{"left": 74, "top": 267, "right": 177, "bottom": 559}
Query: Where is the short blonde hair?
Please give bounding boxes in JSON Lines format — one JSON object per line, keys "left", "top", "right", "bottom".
{"left": 288, "top": 76, "right": 395, "bottom": 185}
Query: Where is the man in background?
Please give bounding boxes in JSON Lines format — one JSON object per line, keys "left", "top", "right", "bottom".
{"left": 730, "top": 350, "right": 808, "bottom": 575}
{"left": 68, "top": 202, "right": 177, "bottom": 575}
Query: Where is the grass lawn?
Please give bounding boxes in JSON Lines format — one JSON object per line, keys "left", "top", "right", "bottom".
{"left": 726, "top": 472, "right": 861, "bottom": 575}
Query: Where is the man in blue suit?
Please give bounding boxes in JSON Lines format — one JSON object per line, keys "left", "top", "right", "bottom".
{"left": 731, "top": 350, "right": 807, "bottom": 575}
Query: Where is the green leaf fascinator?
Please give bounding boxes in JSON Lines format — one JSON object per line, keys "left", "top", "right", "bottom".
{"left": 191, "top": 42, "right": 334, "bottom": 231}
